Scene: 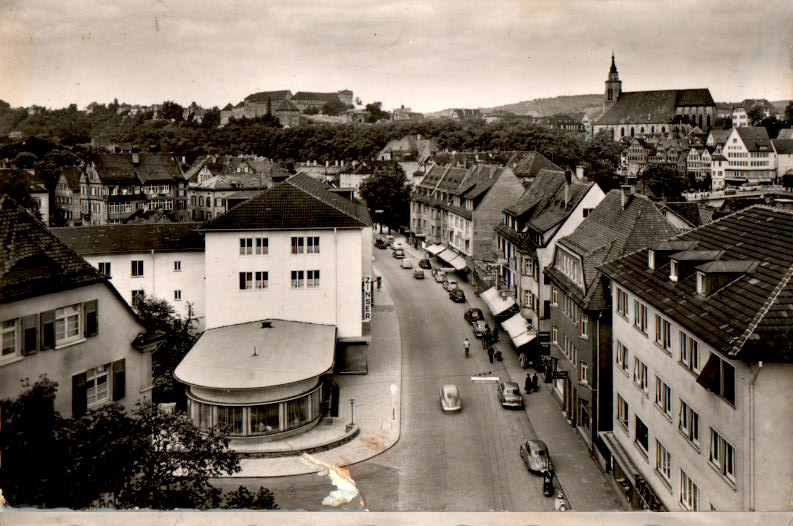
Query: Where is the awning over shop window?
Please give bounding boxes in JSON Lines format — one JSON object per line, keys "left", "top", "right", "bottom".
{"left": 481, "top": 287, "right": 517, "bottom": 317}
{"left": 599, "top": 431, "right": 640, "bottom": 485}
{"left": 426, "top": 244, "right": 445, "bottom": 255}
{"left": 437, "top": 249, "right": 467, "bottom": 271}
{"left": 501, "top": 313, "right": 535, "bottom": 349}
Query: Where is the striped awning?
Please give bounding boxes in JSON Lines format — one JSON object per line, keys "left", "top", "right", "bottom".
{"left": 437, "top": 249, "right": 467, "bottom": 271}
{"left": 426, "top": 244, "right": 445, "bottom": 255}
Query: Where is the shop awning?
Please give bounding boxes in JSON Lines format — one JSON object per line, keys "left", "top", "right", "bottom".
{"left": 599, "top": 431, "right": 640, "bottom": 485}
{"left": 437, "top": 249, "right": 467, "bottom": 271}
{"left": 481, "top": 287, "right": 517, "bottom": 317}
{"left": 501, "top": 313, "right": 536, "bottom": 348}
{"left": 426, "top": 244, "right": 445, "bottom": 255}
{"left": 513, "top": 331, "right": 537, "bottom": 348}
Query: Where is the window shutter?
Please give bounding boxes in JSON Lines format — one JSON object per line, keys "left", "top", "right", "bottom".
{"left": 112, "top": 359, "right": 126, "bottom": 401}
{"left": 84, "top": 300, "right": 98, "bottom": 337}
{"left": 22, "top": 314, "right": 39, "bottom": 354}
{"left": 72, "top": 372, "right": 87, "bottom": 417}
{"left": 696, "top": 353, "right": 721, "bottom": 395}
{"left": 40, "top": 310, "right": 55, "bottom": 350}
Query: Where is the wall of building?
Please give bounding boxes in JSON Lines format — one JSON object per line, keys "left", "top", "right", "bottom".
{"left": 83, "top": 251, "right": 206, "bottom": 330}
{"left": 190, "top": 376, "right": 319, "bottom": 405}
{"left": 204, "top": 229, "right": 364, "bottom": 338}
{"left": 0, "top": 282, "right": 152, "bottom": 418}
{"left": 472, "top": 170, "right": 524, "bottom": 261}
{"left": 777, "top": 154, "right": 793, "bottom": 178}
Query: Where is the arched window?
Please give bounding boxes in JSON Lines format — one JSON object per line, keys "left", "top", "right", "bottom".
{"left": 661, "top": 127, "right": 666, "bottom": 133}
{"left": 631, "top": 127, "right": 635, "bottom": 137}
{"left": 706, "top": 115, "right": 711, "bottom": 129}
{"left": 621, "top": 127, "right": 625, "bottom": 137}
{"left": 698, "top": 114, "right": 703, "bottom": 128}
{"left": 651, "top": 126, "right": 655, "bottom": 134}
{"left": 640, "top": 127, "right": 644, "bottom": 134}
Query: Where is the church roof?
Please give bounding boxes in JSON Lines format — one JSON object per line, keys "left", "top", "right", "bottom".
{"left": 597, "top": 89, "right": 715, "bottom": 126}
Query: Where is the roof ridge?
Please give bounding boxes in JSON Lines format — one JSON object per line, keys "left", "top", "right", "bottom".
{"left": 286, "top": 174, "right": 362, "bottom": 223}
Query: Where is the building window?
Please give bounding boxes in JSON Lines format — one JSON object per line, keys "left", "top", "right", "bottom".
{"left": 579, "top": 361, "right": 588, "bottom": 384}
{"left": 240, "top": 238, "right": 253, "bottom": 255}
{"left": 679, "top": 399, "right": 700, "bottom": 447}
{"left": 616, "top": 287, "right": 629, "bottom": 317}
{"left": 617, "top": 394, "right": 629, "bottom": 430}
{"left": 552, "top": 325, "right": 558, "bottom": 344}
{"left": 291, "top": 270, "right": 304, "bottom": 288}
{"left": 174, "top": 290, "right": 182, "bottom": 301}
{"left": 131, "top": 290, "right": 145, "bottom": 305}
{"left": 255, "top": 237, "right": 269, "bottom": 255}
{"left": 85, "top": 364, "right": 110, "bottom": 407}
{"left": 655, "top": 314, "right": 672, "bottom": 351}
{"left": 98, "top": 261, "right": 111, "bottom": 277}
{"left": 579, "top": 315, "right": 588, "bottom": 338}
{"left": 2, "top": 319, "right": 18, "bottom": 359}
{"left": 249, "top": 403, "right": 280, "bottom": 434}
{"left": 306, "top": 236, "right": 320, "bottom": 254}
{"left": 551, "top": 287, "right": 558, "bottom": 306}
{"left": 616, "top": 340, "right": 629, "bottom": 373}
{"left": 239, "top": 272, "right": 253, "bottom": 290}
{"left": 633, "top": 300, "right": 647, "bottom": 334}
{"left": 655, "top": 377, "right": 672, "bottom": 418}
{"left": 635, "top": 415, "right": 649, "bottom": 455}
{"left": 709, "top": 428, "right": 735, "bottom": 483}
{"left": 55, "top": 304, "right": 81, "bottom": 345}
{"left": 255, "top": 271, "right": 268, "bottom": 289}
{"left": 131, "top": 260, "right": 144, "bottom": 277}
{"left": 173, "top": 260, "right": 181, "bottom": 272}
{"left": 307, "top": 270, "right": 320, "bottom": 288}
{"left": 633, "top": 357, "right": 648, "bottom": 394}
{"left": 680, "top": 469, "right": 699, "bottom": 511}
{"left": 680, "top": 331, "right": 700, "bottom": 373}
{"left": 216, "top": 406, "right": 243, "bottom": 435}
{"left": 291, "top": 237, "right": 304, "bottom": 254}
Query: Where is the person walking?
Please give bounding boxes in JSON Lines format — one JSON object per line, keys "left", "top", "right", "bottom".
{"left": 487, "top": 345, "right": 495, "bottom": 364}
{"left": 531, "top": 372, "right": 539, "bottom": 392}
{"left": 463, "top": 337, "right": 470, "bottom": 358}
{"left": 492, "top": 326, "right": 499, "bottom": 342}
{"left": 524, "top": 372, "right": 532, "bottom": 394}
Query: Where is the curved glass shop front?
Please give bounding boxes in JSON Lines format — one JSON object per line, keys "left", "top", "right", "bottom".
{"left": 187, "top": 384, "right": 322, "bottom": 437}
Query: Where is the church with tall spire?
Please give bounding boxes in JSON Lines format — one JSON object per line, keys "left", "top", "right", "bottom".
{"left": 594, "top": 53, "right": 716, "bottom": 141}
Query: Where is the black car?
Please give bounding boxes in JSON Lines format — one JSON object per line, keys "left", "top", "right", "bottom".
{"left": 449, "top": 288, "right": 466, "bottom": 303}
{"left": 418, "top": 258, "right": 432, "bottom": 269}
{"left": 375, "top": 238, "right": 387, "bottom": 249}
{"left": 464, "top": 307, "right": 484, "bottom": 324}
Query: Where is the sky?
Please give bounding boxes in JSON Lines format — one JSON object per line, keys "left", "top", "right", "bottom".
{"left": 1, "top": 0, "right": 791, "bottom": 113}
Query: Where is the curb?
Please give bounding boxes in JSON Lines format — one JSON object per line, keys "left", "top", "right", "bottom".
{"left": 235, "top": 426, "right": 360, "bottom": 459}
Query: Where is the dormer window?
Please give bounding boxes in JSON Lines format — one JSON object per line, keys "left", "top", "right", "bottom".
{"left": 648, "top": 250, "right": 655, "bottom": 270}
{"left": 696, "top": 271, "right": 706, "bottom": 295}
{"left": 670, "top": 260, "right": 678, "bottom": 282}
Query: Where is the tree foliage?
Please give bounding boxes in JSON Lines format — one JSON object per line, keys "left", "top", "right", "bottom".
{"left": 359, "top": 163, "right": 412, "bottom": 231}
{"left": 639, "top": 165, "right": 688, "bottom": 201}
{"left": 222, "top": 485, "right": 278, "bottom": 510}
{"left": 365, "top": 102, "right": 390, "bottom": 123}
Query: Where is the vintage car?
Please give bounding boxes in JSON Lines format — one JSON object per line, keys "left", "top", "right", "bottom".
{"left": 392, "top": 248, "right": 405, "bottom": 259}
{"left": 440, "top": 384, "right": 462, "bottom": 412}
{"left": 449, "top": 288, "right": 466, "bottom": 303}
{"left": 434, "top": 270, "right": 446, "bottom": 283}
{"left": 472, "top": 319, "right": 488, "bottom": 337}
{"left": 401, "top": 258, "right": 413, "bottom": 269}
{"left": 519, "top": 439, "right": 554, "bottom": 474}
{"left": 464, "top": 307, "right": 484, "bottom": 324}
{"left": 375, "top": 238, "right": 387, "bottom": 249}
{"left": 418, "top": 258, "right": 432, "bottom": 269}
{"left": 497, "top": 381, "right": 524, "bottom": 409}
{"left": 442, "top": 279, "right": 458, "bottom": 291}
{"left": 413, "top": 269, "right": 425, "bottom": 279}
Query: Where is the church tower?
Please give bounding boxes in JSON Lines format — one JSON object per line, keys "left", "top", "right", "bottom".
{"left": 604, "top": 52, "right": 622, "bottom": 113}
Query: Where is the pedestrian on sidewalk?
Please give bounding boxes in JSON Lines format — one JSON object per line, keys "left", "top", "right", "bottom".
{"left": 524, "top": 372, "right": 532, "bottom": 394}
{"left": 492, "top": 326, "right": 499, "bottom": 342}
{"left": 487, "top": 345, "right": 494, "bottom": 363}
{"left": 531, "top": 372, "right": 539, "bottom": 392}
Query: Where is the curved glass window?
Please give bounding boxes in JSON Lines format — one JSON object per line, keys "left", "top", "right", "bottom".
{"left": 217, "top": 406, "right": 243, "bottom": 435}
{"left": 286, "top": 397, "right": 309, "bottom": 430}
{"left": 249, "top": 403, "right": 281, "bottom": 435}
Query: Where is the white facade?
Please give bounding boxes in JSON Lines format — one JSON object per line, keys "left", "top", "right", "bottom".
{"left": 204, "top": 228, "right": 371, "bottom": 339}
{"left": 724, "top": 128, "right": 776, "bottom": 183}
{"left": 84, "top": 252, "right": 206, "bottom": 330}
{"left": 732, "top": 107, "right": 748, "bottom": 128}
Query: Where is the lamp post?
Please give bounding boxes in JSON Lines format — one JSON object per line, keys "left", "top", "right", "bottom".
{"left": 347, "top": 398, "right": 355, "bottom": 431}
{"left": 389, "top": 384, "right": 398, "bottom": 421}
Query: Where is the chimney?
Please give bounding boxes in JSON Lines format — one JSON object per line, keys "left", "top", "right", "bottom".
{"left": 260, "top": 320, "right": 271, "bottom": 329}
{"left": 576, "top": 165, "right": 584, "bottom": 181}
{"left": 564, "top": 170, "right": 572, "bottom": 207}
{"left": 620, "top": 184, "right": 632, "bottom": 209}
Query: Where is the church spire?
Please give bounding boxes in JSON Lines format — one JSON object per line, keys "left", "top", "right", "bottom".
{"left": 604, "top": 52, "right": 622, "bottom": 112}
{"left": 610, "top": 51, "right": 617, "bottom": 74}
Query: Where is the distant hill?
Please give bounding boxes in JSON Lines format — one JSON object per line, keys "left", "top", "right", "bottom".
{"left": 427, "top": 94, "right": 605, "bottom": 120}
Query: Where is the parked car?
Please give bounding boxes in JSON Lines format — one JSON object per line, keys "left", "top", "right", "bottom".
{"left": 472, "top": 319, "right": 488, "bottom": 337}
{"left": 519, "top": 439, "right": 554, "bottom": 474}
{"left": 442, "top": 279, "right": 458, "bottom": 291}
{"left": 418, "top": 258, "right": 432, "bottom": 269}
{"left": 464, "top": 307, "right": 484, "bottom": 324}
{"left": 440, "top": 384, "right": 462, "bottom": 412}
{"left": 401, "top": 258, "right": 413, "bottom": 269}
{"left": 386, "top": 235, "right": 395, "bottom": 247}
{"left": 392, "top": 248, "right": 405, "bottom": 259}
{"left": 497, "top": 381, "right": 524, "bottom": 409}
{"left": 434, "top": 270, "right": 446, "bottom": 283}
{"left": 375, "top": 238, "right": 387, "bottom": 249}
{"left": 449, "top": 288, "right": 466, "bottom": 303}
{"left": 413, "top": 269, "right": 425, "bottom": 279}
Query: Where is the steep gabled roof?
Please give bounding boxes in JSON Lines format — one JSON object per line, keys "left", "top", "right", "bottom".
{"left": 244, "top": 90, "right": 292, "bottom": 103}
{"left": 599, "top": 205, "right": 793, "bottom": 362}
{"left": 292, "top": 91, "right": 343, "bottom": 102}
{"left": 0, "top": 196, "right": 105, "bottom": 303}
{"left": 221, "top": 103, "right": 234, "bottom": 111}
{"left": 52, "top": 223, "right": 204, "bottom": 256}
{"left": 735, "top": 127, "right": 772, "bottom": 152}
{"left": 505, "top": 151, "right": 562, "bottom": 180}
{"left": 597, "top": 89, "right": 715, "bottom": 126}
{"left": 506, "top": 170, "right": 594, "bottom": 234}
{"left": 772, "top": 139, "right": 793, "bottom": 155}
{"left": 200, "top": 173, "right": 370, "bottom": 231}
{"left": 90, "top": 152, "right": 182, "bottom": 184}
{"left": 60, "top": 166, "right": 82, "bottom": 191}
{"left": 275, "top": 99, "right": 300, "bottom": 112}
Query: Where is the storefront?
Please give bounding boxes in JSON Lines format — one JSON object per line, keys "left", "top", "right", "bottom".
{"left": 175, "top": 319, "right": 337, "bottom": 442}
{"left": 599, "top": 431, "right": 666, "bottom": 511}
{"left": 480, "top": 286, "right": 520, "bottom": 324}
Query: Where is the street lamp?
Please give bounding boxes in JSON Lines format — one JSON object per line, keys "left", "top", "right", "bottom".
{"left": 347, "top": 398, "right": 355, "bottom": 432}
{"left": 389, "top": 384, "right": 398, "bottom": 421}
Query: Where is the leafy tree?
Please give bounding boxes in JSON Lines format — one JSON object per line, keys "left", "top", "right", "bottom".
{"left": 784, "top": 101, "right": 793, "bottom": 126}
{"left": 365, "top": 102, "right": 390, "bottom": 123}
{"left": 222, "top": 485, "right": 278, "bottom": 509}
{"left": 0, "top": 168, "right": 42, "bottom": 219}
{"left": 639, "top": 165, "right": 688, "bottom": 200}
{"left": 160, "top": 101, "right": 184, "bottom": 122}
{"left": 782, "top": 172, "right": 793, "bottom": 191}
{"left": 359, "top": 163, "right": 412, "bottom": 231}
{"left": 747, "top": 107, "right": 766, "bottom": 127}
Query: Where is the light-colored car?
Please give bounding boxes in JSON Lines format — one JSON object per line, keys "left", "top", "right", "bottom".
{"left": 472, "top": 319, "right": 488, "bottom": 337}
{"left": 520, "top": 439, "right": 554, "bottom": 474}
{"left": 413, "top": 269, "right": 425, "bottom": 279}
{"left": 498, "top": 381, "right": 524, "bottom": 409}
{"left": 434, "top": 270, "right": 446, "bottom": 283}
{"left": 442, "top": 279, "right": 458, "bottom": 291}
{"left": 440, "top": 384, "right": 462, "bottom": 412}
{"left": 392, "top": 248, "right": 405, "bottom": 259}
{"left": 401, "top": 258, "right": 413, "bottom": 269}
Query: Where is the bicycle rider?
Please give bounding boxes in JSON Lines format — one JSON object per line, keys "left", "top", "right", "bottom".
{"left": 463, "top": 337, "right": 470, "bottom": 358}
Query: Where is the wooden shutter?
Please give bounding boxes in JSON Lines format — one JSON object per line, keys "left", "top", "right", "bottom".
{"left": 40, "top": 310, "right": 55, "bottom": 350}
{"left": 72, "top": 372, "right": 87, "bottom": 417}
{"left": 112, "top": 359, "right": 126, "bottom": 401}
{"left": 84, "top": 300, "right": 98, "bottom": 337}
{"left": 22, "top": 314, "right": 39, "bottom": 354}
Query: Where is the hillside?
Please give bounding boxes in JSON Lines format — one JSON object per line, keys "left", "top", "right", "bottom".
{"left": 427, "top": 94, "right": 604, "bottom": 120}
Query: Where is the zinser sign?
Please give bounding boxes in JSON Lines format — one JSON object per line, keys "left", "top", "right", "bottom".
{"left": 363, "top": 275, "right": 372, "bottom": 322}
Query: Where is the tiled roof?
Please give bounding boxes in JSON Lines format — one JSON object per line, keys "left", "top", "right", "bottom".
{"left": 60, "top": 166, "right": 82, "bottom": 191}
{"left": 709, "top": 129, "right": 731, "bottom": 144}
{"left": 735, "top": 127, "right": 772, "bottom": 152}
{"left": 193, "top": 173, "right": 270, "bottom": 191}
{"left": 552, "top": 190, "right": 678, "bottom": 310}
{"left": 599, "top": 205, "right": 793, "bottom": 362}
{"left": 772, "top": 139, "right": 793, "bottom": 155}
{"left": 244, "top": 90, "right": 292, "bottom": 103}
{"left": 597, "top": 89, "right": 715, "bottom": 126}
{"left": 0, "top": 196, "right": 105, "bottom": 304}
{"left": 200, "top": 173, "right": 371, "bottom": 231}
{"left": 505, "top": 170, "right": 593, "bottom": 233}
{"left": 90, "top": 151, "right": 182, "bottom": 184}
{"left": 52, "top": 223, "right": 204, "bottom": 256}
{"left": 292, "top": 91, "right": 343, "bottom": 102}
{"left": 505, "top": 151, "right": 562, "bottom": 179}
{"left": 658, "top": 201, "right": 712, "bottom": 228}
{"left": 221, "top": 103, "right": 233, "bottom": 111}
{"left": 778, "top": 129, "right": 793, "bottom": 140}
{"left": 275, "top": 99, "right": 300, "bottom": 112}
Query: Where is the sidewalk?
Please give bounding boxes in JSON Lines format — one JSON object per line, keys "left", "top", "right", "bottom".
{"left": 400, "top": 234, "right": 625, "bottom": 512}
{"left": 222, "top": 267, "right": 402, "bottom": 477}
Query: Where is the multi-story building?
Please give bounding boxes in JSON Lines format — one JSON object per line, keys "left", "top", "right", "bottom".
{"left": 723, "top": 127, "right": 776, "bottom": 186}
{"left": 545, "top": 188, "right": 677, "bottom": 456}
{"left": 220, "top": 90, "right": 293, "bottom": 126}
{"left": 732, "top": 107, "right": 749, "bottom": 128}
{"left": 599, "top": 205, "right": 793, "bottom": 511}
{"left": 495, "top": 169, "right": 605, "bottom": 328}
{"left": 685, "top": 147, "right": 713, "bottom": 183}
{"left": 54, "top": 166, "right": 82, "bottom": 226}
{"left": 0, "top": 196, "right": 160, "bottom": 418}
{"left": 772, "top": 139, "right": 793, "bottom": 180}
{"left": 291, "top": 90, "right": 353, "bottom": 112}
{"left": 711, "top": 153, "right": 727, "bottom": 191}
{"left": 52, "top": 223, "right": 206, "bottom": 330}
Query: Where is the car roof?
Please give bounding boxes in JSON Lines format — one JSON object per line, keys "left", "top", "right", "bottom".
{"left": 442, "top": 384, "right": 459, "bottom": 395}
{"left": 526, "top": 439, "right": 548, "bottom": 451}
{"left": 502, "top": 381, "right": 519, "bottom": 388}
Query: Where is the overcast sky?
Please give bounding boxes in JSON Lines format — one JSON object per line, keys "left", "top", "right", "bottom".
{"left": 1, "top": 0, "right": 791, "bottom": 113}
